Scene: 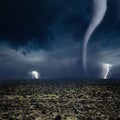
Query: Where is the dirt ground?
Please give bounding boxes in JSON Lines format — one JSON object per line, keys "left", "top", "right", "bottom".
{"left": 0, "top": 80, "right": 120, "bottom": 120}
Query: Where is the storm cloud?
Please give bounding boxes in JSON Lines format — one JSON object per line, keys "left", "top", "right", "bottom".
{"left": 0, "top": 0, "right": 91, "bottom": 48}
{"left": 0, "top": 41, "right": 82, "bottom": 79}
{"left": 0, "top": 0, "right": 120, "bottom": 79}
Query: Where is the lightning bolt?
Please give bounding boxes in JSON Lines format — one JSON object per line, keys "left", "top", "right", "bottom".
{"left": 32, "top": 71, "right": 40, "bottom": 79}
{"left": 103, "top": 63, "right": 112, "bottom": 79}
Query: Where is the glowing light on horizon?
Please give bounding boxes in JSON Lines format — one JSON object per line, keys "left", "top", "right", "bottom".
{"left": 28, "top": 70, "right": 40, "bottom": 79}
{"left": 103, "top": 63, "right": 112, "bottom": 79}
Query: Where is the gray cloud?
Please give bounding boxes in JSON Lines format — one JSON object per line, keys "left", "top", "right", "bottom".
{"left": 0, "top": 0, "right": 120, "bottom": 79}
{"left": 0, "top": 40, "right": 82, "bottom": 79}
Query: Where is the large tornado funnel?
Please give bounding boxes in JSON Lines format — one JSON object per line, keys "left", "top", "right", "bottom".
{"left": 82, "top": 0, "right": 107, "bottom": 74}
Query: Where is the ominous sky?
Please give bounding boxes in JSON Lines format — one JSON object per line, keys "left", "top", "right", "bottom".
{"left": 0, "top": 0, "right": 120, "bottom": 79}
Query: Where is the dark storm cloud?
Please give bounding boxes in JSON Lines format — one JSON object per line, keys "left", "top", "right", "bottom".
{"left": 0, "top": 0, "right": 91, "bottom": 48}
{"left": 96, "top": 0, "right": 120, "bottom": 34}
{"left": 0, "top": 0, "right": 120, "bottom": 79}
{"left": 0, "top": 42, "right": 82, "bottom": 79}
{"left": 0, "top": 0, "right": 120, "bottom": 48}
{"left": 0, "top": 0, "right": 58, "bottom": 48}
{"left": 0, "top": 0, "right": 120, "bottom": 44}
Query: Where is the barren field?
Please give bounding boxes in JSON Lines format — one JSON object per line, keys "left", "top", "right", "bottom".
{"left": 0, "top": 80, "right": 120, "bottom": 120}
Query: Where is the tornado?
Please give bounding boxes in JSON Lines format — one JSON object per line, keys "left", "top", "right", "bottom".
{"left": 82, "top": 0, "right": 107, "bottom": 74}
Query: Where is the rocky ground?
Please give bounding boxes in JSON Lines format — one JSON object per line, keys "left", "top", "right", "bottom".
{"left": 0, "top": 80, "right": 119, "bottom": 120}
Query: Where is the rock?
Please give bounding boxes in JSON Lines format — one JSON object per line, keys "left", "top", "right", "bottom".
{"left": 86, "top": 117, "right": 93, "bottom": 120}
{"left": 35, "top": 117, "right": 42, "bottom": 120}
{"left": 109, "top": 117, "right": 115, "bottom": 120}
{"left": 41, "top": 110, "right": 46, "bottom": 114}
{"left": 96, "top": 117, "right": 101, "bottom": 120}
{"left": 66, "top": 116, "right": 78, "bottom": 120}
{"left": 116, "top": 118, "right": 120, "bottom": 120}
{"left": 53, "top": 115, "right": 62, "bottom": 120}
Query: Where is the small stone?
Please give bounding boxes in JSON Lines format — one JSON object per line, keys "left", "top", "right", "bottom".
{"left": 41, "top": 110, "right": 46, "bottom": 114}
{"left": 35, "top": 117, "right": 42, "bottom": 120}
{"left": 86, "top": 117, "right": 93, "bottom": 120}
{"left": 66, "top": 116, "right": 78, "bottom": 120}
{"left": 96, "top": 117, "right": 101, "bottom": 120}
{"left": 109, "top": 117, "right": 115, "bottom": 120}
{"left": 53, "top": 115, "right": 62, "bottom": 120}
{"left": 116, "top": 118, "right": 120, "bottom": 120}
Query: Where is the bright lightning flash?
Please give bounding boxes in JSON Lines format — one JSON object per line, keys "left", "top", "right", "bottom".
{"left": 31, "top": 71, "right": 40, "bottom": 79}
{"left": 103, "top": 63, "right": 112, "bottom": 79}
